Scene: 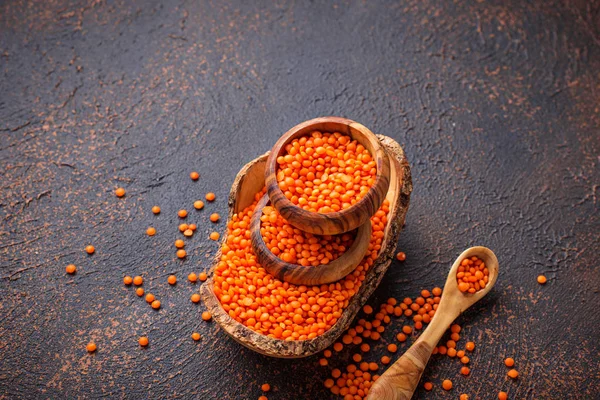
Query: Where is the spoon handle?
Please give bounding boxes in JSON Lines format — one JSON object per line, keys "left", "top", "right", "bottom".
{"left": 366, "top": 310, "right": 457, "bottom": 400}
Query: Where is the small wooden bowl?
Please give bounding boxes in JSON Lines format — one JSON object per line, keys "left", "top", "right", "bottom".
{"left": 265, "top": 117, "right": 391, "bottom": 235}
{"left": 200, "top": 135, "right": 411, "bottom": 358}
{"left": 249, "top": 193, "right": 372, "bottom": 285}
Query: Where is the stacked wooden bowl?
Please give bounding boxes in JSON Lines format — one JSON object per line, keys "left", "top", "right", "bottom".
{"left": 200, "top": 117, "right": 412, "bottom": 358}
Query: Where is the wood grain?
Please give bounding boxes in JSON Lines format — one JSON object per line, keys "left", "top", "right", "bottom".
{"left": 265, "top": 117, "right": 391, "bottom": 235}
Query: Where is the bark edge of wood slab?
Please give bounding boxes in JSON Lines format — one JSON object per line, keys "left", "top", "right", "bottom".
{"left": 366, "top": 246, "right": 499, "bottom": 399}
{"left": 264, "top": 116, "right": 391, "bottom": 235}
{"left": 200, "top": 134, "right": 411, "bottom": 358}
{"left": 249, "top": 193, "right": 372, "bottom": 285}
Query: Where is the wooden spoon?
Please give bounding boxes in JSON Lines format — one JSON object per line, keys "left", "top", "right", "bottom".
{"left": 366, "top": 246, "right": 499, "bottom": 399}
{"left": 249, "top": 193, "right": 372, "bottom": 285}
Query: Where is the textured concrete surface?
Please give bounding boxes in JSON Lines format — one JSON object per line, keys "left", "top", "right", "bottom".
{"left": 1, "top": 0, "right": 598, "bottom": 399}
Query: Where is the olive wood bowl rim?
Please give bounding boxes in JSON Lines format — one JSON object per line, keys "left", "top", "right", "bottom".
{"left": 264, "top": 116, "right": 391, "bottom": 235}
{"left": 249, "top": 193, "right": 372, "bottom": 286}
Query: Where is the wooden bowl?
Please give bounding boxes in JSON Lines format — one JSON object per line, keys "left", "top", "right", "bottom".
{"left": 265, "top": 117, "right": 391, "bottom": 235}
{"left": 200, "top": 135, "right": 411, "bottom": 358}
{"left": 249, "top": 193, "right": 372, "bottom": 285}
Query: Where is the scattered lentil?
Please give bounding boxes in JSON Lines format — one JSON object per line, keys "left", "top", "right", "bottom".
{"left": 190, "top": 171, "right": 199, "bottom": 180}
{"left": 66, "top": 264, "right": 76, "bottom": 274}
{"left": 396, "top": 252, "right": 406, "bottom": 261}
{"left": 85, "top": 245, "right": 95, "bottom": 254}
{"left": 442, "top": 379, "right": 453, "bottom": 390}
{"left": 146, "top": 227, "right": 156, "bottom": 236}
{"left": 86, "top": 342, "right": 97, "bottom": 353}
{"left": 152, "top": 206, "right": 161, "bottom": 214}
{"left": 133, "top": 276, "right": 143, "bottom": 286}
{"left": 178, "top": 209, "right": 188, "bottom": 218}
{"left": 123, "top": 276, "right": 133, "bottom": 285}
{"left": 168, "top": 275, "right": 177, "bottom": 285}
{"left": 139, "top": 336, "right": 148, "bottom": 347}
{"left": 206, "top": 192, "right": 216, "bottom": 202}
{"left": 115, "top": 188, "right": 125, "bottom": 197}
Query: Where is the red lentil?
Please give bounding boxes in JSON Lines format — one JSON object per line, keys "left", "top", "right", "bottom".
{"left": 66, "top": 264, "right": 76, "bottom": 274}
{"left": 115, "top": 187, "right": 125, "bottom": 197}
{"left": 194, "top": 200, "right": 205, "bottom": 210}
{"left": 152, "top": 206, "right": 161, "bottom": 214}
{"left": 190, "top": 171, "right": 199, "bottom": 180}
{"left": 442, "top": 379, "right": 453, "bottom": 390}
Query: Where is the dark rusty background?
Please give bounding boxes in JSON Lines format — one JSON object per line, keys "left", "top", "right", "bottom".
{"left": 1, "top": 0, "right": 599, "bottom": 399}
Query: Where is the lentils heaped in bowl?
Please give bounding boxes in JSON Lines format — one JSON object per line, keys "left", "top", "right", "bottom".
{"left": 275, "top": 131, "right": 377, "bottom": 214}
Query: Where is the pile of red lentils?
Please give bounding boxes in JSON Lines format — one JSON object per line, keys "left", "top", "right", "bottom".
{"left": 213, "top": 189, "right": 390, "bottom": 340}
{"left": 275, "top": 131, "right": 377, "bottom": 213}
